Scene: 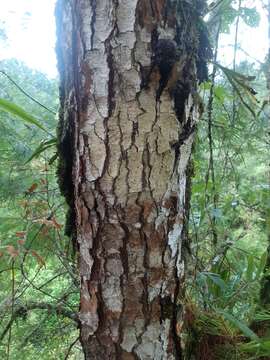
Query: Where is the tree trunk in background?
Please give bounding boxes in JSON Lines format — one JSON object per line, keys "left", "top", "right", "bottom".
{"left": 56, "top": 0, "right": 209, "bottom": 358}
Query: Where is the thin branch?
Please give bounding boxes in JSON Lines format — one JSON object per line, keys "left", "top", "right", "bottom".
{"left": 6, "top": 261, "right": 15, "bottom": 359}
{"left": 0, "top": 301, "right": 78, "bottom": 343}
{"left": 0, "top": 71, "right": 57, "bottom": 115}
{"left": 64, "top": 336, "right": 80, "bottom": 360}
{"left": 232, "top": 0, "right": 241, "bottom": 126}
{"left": 205, "top": 19, "right": 221, "bottom": 246}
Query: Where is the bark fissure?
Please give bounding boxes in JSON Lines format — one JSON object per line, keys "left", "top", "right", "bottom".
{"left": 56, "top": 0, "right": 210, "bottom": 358}
{"left": 90, "top": 0, "right": 97, "bottom": 50}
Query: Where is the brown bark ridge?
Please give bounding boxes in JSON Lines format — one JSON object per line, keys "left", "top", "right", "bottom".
{"left": 55, "top": 0, "right": 210, "bottom": 359}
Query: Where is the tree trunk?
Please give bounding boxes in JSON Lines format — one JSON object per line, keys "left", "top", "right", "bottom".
{"left": 56, "top": 1, "right": 209, "bottom": 358}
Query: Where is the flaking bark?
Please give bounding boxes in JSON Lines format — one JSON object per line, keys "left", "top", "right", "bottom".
{"left": 56, "top": 0, "right": 210, "bottom": 358}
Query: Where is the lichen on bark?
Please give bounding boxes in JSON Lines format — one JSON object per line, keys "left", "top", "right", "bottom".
{"left": 56, "top": 0, "right": 210, "bottom": 358}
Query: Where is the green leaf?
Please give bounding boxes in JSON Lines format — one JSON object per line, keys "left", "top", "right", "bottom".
{"left": 211, "top": 208, "right": 223, "bottom": 219}
{"left": 240, "top": 7, "right": 260, "bottom": 28}
{"left": 0, "top": 98, "right": 47, "bottom": 132}
{"left": 202, "top": 272, "right": 227, "bottom": 292}
{"left": 256, "top": 251, "right": 267, "bottom": 280}
{"left": 25, "top": 138, "right": 57, "bottom": 164}
{"left": 240, "top": 339, "right": 270, "bottom": 357}
{"left": 219, "top": 310, "right": 259, "bottom": 341}
{"left": 219, "top": 5, "right": 238, "bottom": 33}
{"left": 213, "top": 62, "right": 258, "bottom": 118}
{"left": 254, "top": 310, "right": 270, "bottom": 322}
{"left": 48, "top": 152, "right": 59, "bottom": 165}
{"left": 213, "top": 86, "right": 227, "bottom": 103}
{"left": 200, "top": 81, "right": 212, "bottom": 91}
{"left": 246, "top": 254, "right": 255, "bottom": 281}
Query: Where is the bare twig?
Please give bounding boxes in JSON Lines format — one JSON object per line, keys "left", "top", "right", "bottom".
{"left": 64, "top": 336, "right": 80, "bottom": 360}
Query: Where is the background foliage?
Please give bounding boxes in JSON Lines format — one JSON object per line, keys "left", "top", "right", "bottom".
{"left": 0, "top": 59, "right": 81, "bottom": 359}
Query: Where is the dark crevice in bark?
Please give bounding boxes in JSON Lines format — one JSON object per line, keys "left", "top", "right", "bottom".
{"left": 105, "top": 30, "right": 116, "bottom": 118}
{"left": 117, "top": 222, "right": 127, "bottom": 357}
{"left": 119, "top": 222, "right": 130, "bottom": 279}
{"left": 172, "top": 141, "right": 180, "bottom": 174}
{"left": 57, "top": 110, "right": 77, "bottom": 240}
{"left": 145, "top": 141, "right": 158, "bottom": 212}
{"left": 155, "top": 39, "right": 179, "bottom": 100}
{"left": 131, "top": 121, "right": 139, "bottom": 149}
{"left": 172, "top": 77, "right": 191, "bottom": 123}
{"left": 149, "top": 0, "right": 155, "bottom": 18}
{"left": 182, "top": 159, "right": 194, "bottom": 255}
{"left": 179, "top": 123, "right": 196, "bottom": 147}
{"left": 90, "top": 0, "right": 97, "bottom": 50}
{"left": 141, "top": 228, "right": 151, "bottom": 333}
{"left": 118, "top": 220, "right": 129, "bottom": 358}
{"left": 100, "top": 47, "right": 114, "bottom": 182}
{"left": 56, "top": 2, "right": 81, "bottom": 253}
{"left": 172, "top": 270, "right": 182, "bottom": 359}
{"left": 141, "top": 148, "right": 148, "bottom": 190}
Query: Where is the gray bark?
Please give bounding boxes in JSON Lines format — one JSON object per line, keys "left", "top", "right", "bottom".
{"left": 56, "top": 0, "right": 209, "bottom": 358}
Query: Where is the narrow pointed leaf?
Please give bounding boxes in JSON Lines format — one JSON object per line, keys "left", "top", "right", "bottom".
{"left": 0, "top": 98, "right": 47, "bottom": 131}
{"left": 219, "top": 310, "right": 259, "bottom": 341}
{"left": 25, "top": 138, "right": 57, "bottom": 164}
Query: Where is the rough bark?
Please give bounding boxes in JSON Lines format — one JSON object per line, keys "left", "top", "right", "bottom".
{"left": 56, "top": 1, "right": 209, "bottom": 359}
